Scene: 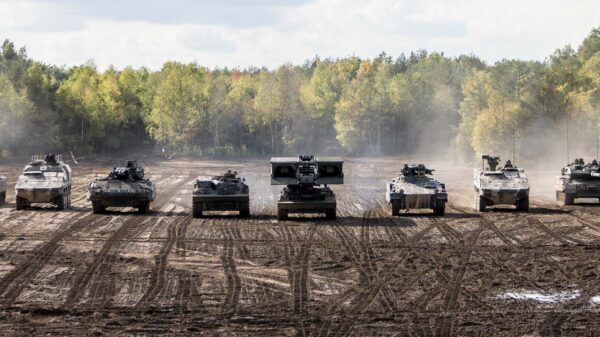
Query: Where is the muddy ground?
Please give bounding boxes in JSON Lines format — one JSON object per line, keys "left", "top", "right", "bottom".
{"left": 1, "top": 157, "right": 600, "bottom": 336}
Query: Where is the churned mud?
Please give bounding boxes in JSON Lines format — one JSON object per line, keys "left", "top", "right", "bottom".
{"left": 1, "top": 157, "right": 600, "bottom": 336}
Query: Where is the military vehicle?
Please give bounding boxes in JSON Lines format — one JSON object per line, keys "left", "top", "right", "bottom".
{"left": 15, "top": 154, "right": 72, "bottom": 210}
{"left": 88, "top": 160, "right": 155, "bottom": 214}
{"left": 386, "top": 164, "right": 447, "bottom": 216}
{"left": 192, "top": 170, "right": 250, "bottom": 218}
{"left": 474, "top": 155, "right": 529, "bottom": 212}
{"left": 555, "top": 158, "right": 600, "bottom": 205}
{"left": 271, "top": 155, "right": 343, "bottom": 220}
{"left": 0, "top": 176, "right": 6, "bottom": 204}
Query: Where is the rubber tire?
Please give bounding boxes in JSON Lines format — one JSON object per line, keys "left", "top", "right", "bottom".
{"left": 391, "top": 200, "right": 400, "bottom": 216}
{"left": 564, "top": 193, "right": 575, "bottom": 206}
{"left": 138, "top": 202, "right": 150, "bottom": 214}
{"left": 0, "top": 191, "right": 5, "bottom": 204}
{"left": 433, "top": 201, "right": 445, "bottom": 216}
{"left": 16, "top": 196, "right": 26, "bottom": 210}
{"left": 277, "top": 209, "right": 288, "bottom": 221}
{"left": 325, "top": 209, "right": 336, "bottom": 220}
{"left": 517, "top": 197, "right": 529, "bottom": 212}
{"left": 239, "top": 202, "right": 250, "bottom": 218}
{"left": 57, "top": 194, "right": 66, "bottom": 210}
{"left": 476, "top": 195, "right": 486, "bottom": 212}
{"left": 193, "top": 205, "right": 203, "bottom": 218}
{"left": 92, "top": 202, "right": 105, "bottom": 214}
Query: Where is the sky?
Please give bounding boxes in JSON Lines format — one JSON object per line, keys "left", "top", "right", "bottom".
{"left": 1, "top": 0, "right": 599, "bottom": 70}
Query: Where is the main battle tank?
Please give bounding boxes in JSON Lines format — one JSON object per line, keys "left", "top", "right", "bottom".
{"left": 386, "top": 164, "right": 447, "bottom": 215}
{"left": 15, "top": 154, "right": 72, "bottom": 210}
{"left": 88, "top": 160, "right": 155, "bottom": 214}
{"left": 192, "top": 170, "right": 249, "bottom": 217}
{"left": 0, "top": 176, "right": 6, "bottom": 204}
{"left": 271, "top": 155, "right": 343, "bottom": 220}
{"left": 474, "top": 155, "right": 529, "bottom": 211}
{"left": 555, "top": 158, "right": 600, "bottom": 205}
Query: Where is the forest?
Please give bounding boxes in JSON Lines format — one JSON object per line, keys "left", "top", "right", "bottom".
{"left": 1, "top": 28, "right": 600, "bottom": 162}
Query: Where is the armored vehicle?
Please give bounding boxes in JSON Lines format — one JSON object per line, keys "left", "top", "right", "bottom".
{"left": 0, "top": 176, "right": 6, "bottom": 204}
{"left": 555, "top": 158, "right": 600, "bottom": 205}
{"left": 271, "top": 155, "right": 343, "bottom": 220}
{"left": 15, "top": 154, "right": 72, "bottom": 210}
{"left": 474, "top": 155, "right": 529, "bottom": 212}
{"left": 192, "top": 170, "right": 249, "bottom": 218}
{"left": 386, "top": 164, "right": 447, "bottom": 216}
{"left": 88, "top": 160, "right": 155, "bottom": 214}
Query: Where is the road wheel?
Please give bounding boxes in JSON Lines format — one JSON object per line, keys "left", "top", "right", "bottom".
{"left": 391, "top": 200, "right": 400, "bottom": 216}
{"left": 277, "top": 209, "right": 288, "bottom": 221}
{"left": 16, "top": 196, "right": 26, "bottom": 210}
{"left": 0, "top": 191, "right": 5, "bottom": 204}
{"left": 564, "top": 193, "right": 575, "bottom": 205}
{"left": 433, "top": 200, "right": 445, "bottom": 216}
{"left": 517, "top": 197, "right": 529, "bottom": 212}
{"left": 92, "top": 202, "right": 105, "bottom": 214}
{"left": 325, "top": 209, "right": 336, "bottom": 220}
{"left": 57, "top": 194, "right": 66, "bottom": 210}
{"left": 239, "top": 202, "right": 250, "bottom": 218}
{"left": 138, "top": 202, "right": 150, "bottom": 214}
{"left": 193, "top": 205, "right": 203, "bottom": 218}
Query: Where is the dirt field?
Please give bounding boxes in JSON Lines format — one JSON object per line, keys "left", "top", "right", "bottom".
{"left": 1, "top": 157, "right": 600, "bottom": 336}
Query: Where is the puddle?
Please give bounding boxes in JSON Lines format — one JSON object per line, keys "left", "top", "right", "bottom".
{"left": 590, "top": 296, "right": 600, "bottom": 305}
{"left": 498, "top": 290, "right": 580, "bottom": 303}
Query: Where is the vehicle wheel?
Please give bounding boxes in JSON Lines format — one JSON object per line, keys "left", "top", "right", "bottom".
{"left": 239, "top": 202, "right": 250, "bottom": 218}
{"left": 433, "top": 200, "right": 445, "bottom": 216}
{"left": 517, "top": 197, "right": 529, "bottom": 212}
{"left": 193, "top": 205, "right": 203, "bottom": 218}
{"left": 277, "top": 209, "right": 288, "bottom": 221}
{"left": 325, "top": 209, "right": 336, "bottom": 220}
{"left": 564, "top": 193, "right": 575, "bottom": 206}
{"left": 57, "top": 194, "right": 66, "bottom": 210}
{"left": 0, "top": 191, "right": 5, "bottom": 204}
{"left": 391, "top": 200, "right": 400, "bottom": 216}
{"left": 92, "top": 202, "right": 105, "bottom": 214}
{"left": 138, "top": 202, "right": 150, "bottom": 214}
{"left": 16, "top": 196, "right": 26, "bottom": 210}
{"left": 476, "top": 195, "right": 486, "bottom": 212}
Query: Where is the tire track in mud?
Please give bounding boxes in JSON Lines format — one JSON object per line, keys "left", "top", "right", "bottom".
{"left": 64, "top": 174, "right": 191, "bottom": 307}
{"left": 0, "top": 212, "right": 102, "bottom": 307}
{"left": 220, "top": 221, "right": 241, "bottom": 314}
{"left": 137, "top": 214, "right": 191, "bottom": 307}
{"left": 525, "top": 217, "right": 582, "bottom": 245}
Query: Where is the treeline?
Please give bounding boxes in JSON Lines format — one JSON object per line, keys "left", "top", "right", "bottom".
{"left": 1, "top": 28, "right": 600, "bottom": 161}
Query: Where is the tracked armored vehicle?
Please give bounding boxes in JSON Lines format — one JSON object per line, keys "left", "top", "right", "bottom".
{"left": 0, "top": 176, "right": 6, "bottom": 204}
{"left": 192, "top": 170, "right": 249, "bottom": 218}
{"left": 272, "top": 155, "right": 343, "bottom": 220}
{"left": 555, "top": 158, "right": 600, "bottom": 205}
{"left": 88, "top": 160, "right": 155, "bottom": 214}
{"left": 386, "top": 164, "right": 447, "bottom": 216}
{"left": 15, "top": 154, "right": 72, "bottom": 210}
{"left": 474, "top": 155, "right": 529, "bottom": 212}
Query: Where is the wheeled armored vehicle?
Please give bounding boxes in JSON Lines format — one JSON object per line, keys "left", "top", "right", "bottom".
{"left": 15, "top": 154, "right": 72, "bottom": 210}
{"left": 474, "top": 155, "right": 529, "bottom": 211}
{"left": 88, "top": 160, "right": 155, "bottom": 214}
{"left": 555, "top": 158, "right": 600, "bottom": 205}
{"left": 0, "top": 176, "right": 6, "bottom": 204}
{"left": 271, "top": 155, "right": 343, "bottom": 220}
{"left": 192, "top": 170, "right": 249, "bottom": 218}
{"left": 386, "top": 164, "right": 447, "bottom": 215}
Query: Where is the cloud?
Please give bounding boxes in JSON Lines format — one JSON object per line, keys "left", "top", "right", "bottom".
{"left": 0, "top": 0, "right": 599, "bottom": 70}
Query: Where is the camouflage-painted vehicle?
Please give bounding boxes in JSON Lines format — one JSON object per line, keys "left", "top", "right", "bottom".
{"left": 0, "top": 176, "right": 6, "bottom": 204}
{"left": 386, "top": 164, "right": 447, "bottom": 216}
{"left": 271, "top": 155, "right": 343, "bottom": 220}
{"left": 192, "top": 170, "right": 249, "bottom": 218}
{"left": 88, "top": 160, "right": 155, "bottom": 214}
{"left": 474, "top": 155, "right": 529, "bottom": 212}
{"left": 555, "top": 158, "right": 600, "bottom": 205}
{"left": 15, "top": 154, "right": 72, "bottom": 210}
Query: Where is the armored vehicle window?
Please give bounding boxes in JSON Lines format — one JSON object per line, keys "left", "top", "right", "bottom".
{"left": 198, "top": 181, "right": 215, "bottom": 189}
{"left": 274, "top": 165, "right": 296, "bottom": 177}
{"left": 319, "top": 165, "right": 341, "bottom": 177}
